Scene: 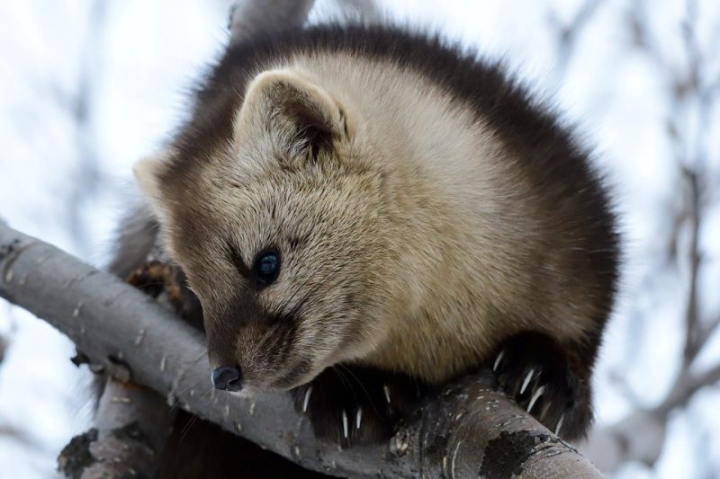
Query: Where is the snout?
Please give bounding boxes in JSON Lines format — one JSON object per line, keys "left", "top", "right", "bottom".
{"left": 211, "top": 365, "right": 243, "bottom": 392}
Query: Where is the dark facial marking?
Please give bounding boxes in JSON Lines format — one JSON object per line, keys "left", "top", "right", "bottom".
{"left": 275, "top": 358, "right": 312, "bottom": 389}
{"left": 227, "top": 240, "right": 250, "bottom": 279}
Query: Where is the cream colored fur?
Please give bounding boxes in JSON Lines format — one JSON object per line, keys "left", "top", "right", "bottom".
{"left": 135, "top": 51, "right": 600, "bottom": 388}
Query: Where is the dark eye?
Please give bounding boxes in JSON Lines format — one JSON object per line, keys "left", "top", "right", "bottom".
{"left": 253, "top": 250, "right": 281, "bottom": 286}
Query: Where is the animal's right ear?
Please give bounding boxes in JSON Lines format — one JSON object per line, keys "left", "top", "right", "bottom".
{"left": 133, "top": 153, "right": 167, "bottom": 221}
{"left": 234, "top": 69, "right": 352, "bottom": 161}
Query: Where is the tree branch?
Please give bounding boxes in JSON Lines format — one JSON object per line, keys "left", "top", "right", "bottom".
{"left": 0, "top": 224, "right": 602, "bottom": 478}
{"left": 228, "top": 0, "right": 316, "bottom": 43}
{"left": 0, "top": 330, "right": 7, "bottom": 365}
{"left": 582, "top": 361, "right": 720, "bottom": 472}
{"left": 58, "top": 378, "right": 174, "bottom": 479}
{"left": 547, "top": 0, "right": 608, "bottom": 81}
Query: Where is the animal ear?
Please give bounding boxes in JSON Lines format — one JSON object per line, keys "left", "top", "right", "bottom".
{"left": 236, "top": 70, "right": 350, "bottom": 159}
{"left": 133, "top": 153, "right": 167, "bottom": 221}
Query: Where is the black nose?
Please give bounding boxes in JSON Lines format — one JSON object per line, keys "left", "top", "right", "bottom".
{"left": 211, "top": 366, "right": 243, "bottom": 392}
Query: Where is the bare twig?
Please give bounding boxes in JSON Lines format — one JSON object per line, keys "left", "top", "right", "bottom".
{"left": 547, "top": 0, "right": 608, "bottom": 80}
{"left": 66, "top": 0, "right": 107, "bottom": 253}
{"left": 0, "top": 333, "right": 7, "bottom": 365}
{"left": 334, "top": 0, "right": 383, "bottom": 24}
{"left": 0, "top": 425, "right": 45, "bottom": 450}
{"left": 583, "top": 361, "right": 720, "bottom": 472}
{"left": 228, "top": 0, "right": 316, "bottom": 43}
{"left": 659, "top": 363, "right": 720, "bottom": 416}
{"left": 700, "top": 315, "right": 720, "bottom": 346}
{"left": 681, "top": 167, "right": 703, "bottom": 367}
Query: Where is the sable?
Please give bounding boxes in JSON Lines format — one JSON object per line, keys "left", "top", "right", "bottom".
{"left": 131, "top": 19, "right": 620, "bottom": 447}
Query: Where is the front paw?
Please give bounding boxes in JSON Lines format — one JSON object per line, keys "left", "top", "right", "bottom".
{"left": 291, "top": 366, "right": 423, "bottom": 447}
{"left": 491, "top": 333, "right": 591, "bottom": 440}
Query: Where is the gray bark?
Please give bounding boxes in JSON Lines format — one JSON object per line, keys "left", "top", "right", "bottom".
{"left": 57, "top": 378, "right": 174, "bottom": 479}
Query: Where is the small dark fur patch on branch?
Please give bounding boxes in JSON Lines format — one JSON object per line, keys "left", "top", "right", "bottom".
{"left": 480, "top": 431, "right": 563, "bottom": 479}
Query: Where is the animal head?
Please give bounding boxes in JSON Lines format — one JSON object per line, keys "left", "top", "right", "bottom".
{"left": 135, "top": 69, "right": 396, "bottom": 394}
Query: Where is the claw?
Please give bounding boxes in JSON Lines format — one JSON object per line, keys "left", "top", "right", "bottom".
{"left": 356, "top": 408, "right": 362, "bottom": 430}
{"left": 302, "top": 385, "right": 313, "bottom": 413}
{"left": 526, "top": 385, "right": 545, "bottom": 413}
{"left": 342, "top": 409, "right": 349, "bottom": 439}
{"left": 520, "top": 368, "right": 535, "bottom": 395}
{"left": 554, "top": 414, "right": 564, "bottom": 436}
{"left": 383, "top": 384, "right": 391, "bottom": 404}
{"left": 493, "top": 350, "right": 505, "bottom": 372}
